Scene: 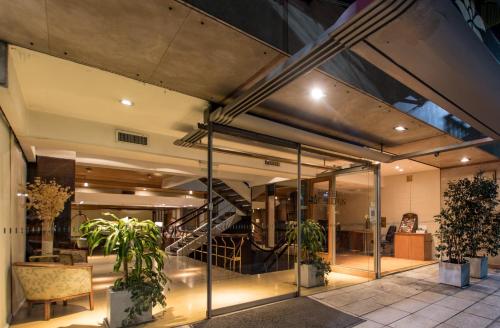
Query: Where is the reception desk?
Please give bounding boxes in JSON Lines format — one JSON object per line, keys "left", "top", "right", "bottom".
{"left": 394, "top": 232, "right": 432, "bottom": 261}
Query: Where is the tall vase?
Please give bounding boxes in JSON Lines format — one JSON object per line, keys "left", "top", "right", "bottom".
{"left": 41, "top": 219, "right": 54, "bottom": 255}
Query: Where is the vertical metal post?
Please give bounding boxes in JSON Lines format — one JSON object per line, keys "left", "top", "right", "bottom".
{"left": 374, "top": 164, "right": 382, "bottom": 279}
{"left": 207, "top": 119, "right": 213, "bottom": 318}
{"left": 296, "top": 144, "right": 302, "bottom": 295}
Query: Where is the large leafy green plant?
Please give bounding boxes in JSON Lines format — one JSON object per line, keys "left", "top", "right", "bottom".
{"left": 463, "top": 174, "right": 499, "bottom": 257}
{"left": 286, "top": 219, "right": 332, "bottom": 281}
{"left": 435, "top": 174, "right": 499, "bottom": 264}
{"left": 80, "top": 214, "right": 167, "bottom": 326}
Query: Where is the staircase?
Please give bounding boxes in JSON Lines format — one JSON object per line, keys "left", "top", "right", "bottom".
{"left": 198, "top": 178, "right": 252, "bottom": 215}
{"left": 166, "top": 208, "right": 241, "bottom": 256}
{"left": 165, "top": 178, "right": 251, "bottom": 257}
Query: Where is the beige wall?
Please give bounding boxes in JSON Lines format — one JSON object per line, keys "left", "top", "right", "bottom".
{"left": 441, "top": 161, "right": 500, "bottom": 265}
{"left": 381, "top": 170, "right": 441, "bottom": 239}
{"left": 0, "top": 116, "right": 27, "bottom": 328}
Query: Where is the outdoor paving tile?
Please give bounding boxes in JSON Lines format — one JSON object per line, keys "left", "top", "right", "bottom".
{"left": 429, "top": 285, "right": 461, "bottom": 296}
{"left": 434, "top": 324, "right": 457, "bottom": 328}
{"left": 489, "top": 322, "right": 500, "bottom": 328}
{"left": 321, "top": 292, "right": 364, "bottom": 307}
{"left": 414, "top": 304, "right": 460, "bottom": 323}
{"left": 390, "top": 298, "right": 429, "bottom": 313}
{"left": 477, "top": 279, "right": 500, "bottom": 288}
{"left": 412, "top": 291, "right": 448, "bottom": 303}
{"left": 444, "top": 312, "right": 492, "bottom": 328}
{"left": 389, "top": 313, "right": 440, "bottom": 328}
{"left": 434, "top": 296, "right": 476, "bottom": 311}
{"left": 464, "top": 302, "right": 500, "bottom": 320}
{"left": 453, "top": 289, "right": 488, "bottom": 301}
{"left": 352, "top": 320, "right": 385, "bottom": 328}
{"left": 468, "top": 284, "right": 497, "bottom": 294}
{"left": 480, "top": 294, "right": 500, "bottom": 306}
{"left": 370, "top": 292, "right": 406, "bottom": 306}
{"left": 362, "top": 307, "right": 410, "bottom": 325}
{"left": 340, "top": 299, "right": 385, "bottom": 316}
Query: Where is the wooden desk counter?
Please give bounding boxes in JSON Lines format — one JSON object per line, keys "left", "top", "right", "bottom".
{"left": 394, "top": 232, "right": 432, "bottom": 261}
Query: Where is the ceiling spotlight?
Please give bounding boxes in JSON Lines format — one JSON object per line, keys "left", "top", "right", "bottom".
{"left": 460, "top": 157, "right": 471, "bottom": 163}
{"left": 399, "top": 168, "right": 404, "bottom": 172}
{"left": 188, "top": 190, "right": 193, "bottom": 195}
{"left": 143, "top": 188, "right": 147, "bottom": 191}
{"left": 395, "top": 166, "right": 400, "bottom": 169}
{"left": 120, "top": 98, "right": 133, "bottom": 107}
{"left": 310, "top": 87, "right": 325, "bottom": 101}
{"left": 394, "top": 125, "right": 408, "bottom": 132}
{"left": 79, "top": 201, "right": 84, "bottom": 204}
{"left": 83, "top": 182, "right": 89, "bottom": 187}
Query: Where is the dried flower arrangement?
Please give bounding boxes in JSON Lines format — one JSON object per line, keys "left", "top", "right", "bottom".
{"left": 26, "top": 177, "right": 73, "bottom": 254}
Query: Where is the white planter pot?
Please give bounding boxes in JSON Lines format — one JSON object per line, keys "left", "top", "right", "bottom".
{"left": 469, "top": 256, "right": 488, "bottom": 279}
{"left": 106, "top": 289, "right": 152, "bottom": 328}
{"left": 439, "top": 261, "right": 470, "bottom": 288}
{"left": 295, "top": 263, "right": 324, "bottom": 288}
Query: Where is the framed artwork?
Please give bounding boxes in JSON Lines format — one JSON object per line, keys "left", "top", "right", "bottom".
{"left": 398, "top": 213, "right": 418, "bottom": 233}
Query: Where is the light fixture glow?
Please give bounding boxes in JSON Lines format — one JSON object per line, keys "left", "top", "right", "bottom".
{"left": 120, "top": 98, "right": 133, "bottom": 107}
{"left": 399, "top": 168, "right": 404, "bottom": 172}
{"left": 188, "top": 190, "right": 193, "bottom": 195}
{"left": 310, "top": 87, "right": 325, "bottom": 101}
{"left": 83, "top": 182, "right": 89, "bottom": 187}
{"left": 395, "top": 166, "right": 400, "bottom": 169}
{"left": 143, "top": 188, "right": 147, "bottom": 191}
{"left": 460, "top": 157, "right": 471, "bottom": 163}
{"left": 394, "top": 125, "right": 408, "bottom": 132}
{"left": 79, "top": 201, "right": 84, "bottom": 204}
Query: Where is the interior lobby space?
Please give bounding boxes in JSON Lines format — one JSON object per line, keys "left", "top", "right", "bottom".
{"left": 0, "top": 0, "right": 499, "bottom": 328}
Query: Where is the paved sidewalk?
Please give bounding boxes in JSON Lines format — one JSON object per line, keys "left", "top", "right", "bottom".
{"left": 311, "top": 264, "right": 500, "bottom": 328}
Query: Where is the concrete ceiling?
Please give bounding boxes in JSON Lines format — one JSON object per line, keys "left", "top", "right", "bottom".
{"left": 0, "top": 0, "right": 496, "bottom": 169}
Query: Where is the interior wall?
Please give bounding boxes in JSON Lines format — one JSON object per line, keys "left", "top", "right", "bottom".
{"left": 440, "top": 161, "right": 500, "bottom": 266}
{"left": 0, "top": 115, "right": 27, "bottom": 328}
{"left": 381, "top": 170, "right": 440, "bottom": 255}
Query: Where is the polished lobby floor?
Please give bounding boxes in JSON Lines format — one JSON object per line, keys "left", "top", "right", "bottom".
{"left": 335, "top": 253, "right": 435, "bottom": 275}
{"left": 10, "top": 255, "right": 371, "bottom": 328}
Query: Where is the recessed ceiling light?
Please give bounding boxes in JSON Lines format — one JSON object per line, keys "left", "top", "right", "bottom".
{"left": 188, "top": 190, "right": 193, "bottom": 195}
{"left": 310, "top": 87, "right": 325, "bottom": 101}
{"left": 143, "top": 188, "right": 147, "bottom": 191}
{"left": 399, "top": 168, "right": 404, "bottom": 172}
{"left": 395, "top": 166, "right": 400, "bottom": 169}
{"left": 83, "top": 182, "right": 89, "bottom": 187}
{"left": 460, "top": 157, "right": 471, "bottom": 163}
{"left": 79, "top": 200, "right": 84, "bottom": 204}
{"left": 394, "top": 125, "right": 408, "bottom": 132}
{"left": 120, "top": 98, "right": 133, "bottom": 107}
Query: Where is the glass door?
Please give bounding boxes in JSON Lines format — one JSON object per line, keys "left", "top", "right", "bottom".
{"left": 333, "top": 167, "right": 377, "bottom": 278}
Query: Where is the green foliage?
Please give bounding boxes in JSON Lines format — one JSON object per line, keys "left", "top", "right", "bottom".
{"left": 435, "top": 173, "right": 499, "bottom": 264}
{"left": 80, "top": 214, "right": 168, "bottom": 326}
{"left": 286, "top": 219, "right": 331, "bottom": 282}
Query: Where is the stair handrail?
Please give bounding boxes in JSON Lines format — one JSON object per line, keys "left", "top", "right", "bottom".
{"left": 165, "top": 196, "right": 224, "bottom": 239}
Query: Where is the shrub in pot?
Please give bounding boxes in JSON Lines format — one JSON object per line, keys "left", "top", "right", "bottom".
{"left": 286, "top": 220, "right": 331, "bottom": 287}
{"left": 464, "top": 174, "right": 499, "bottom": 279}
{"left": 81, "top": 214, "right": 167, "bottom": 327}
{"left": 435, "top": 178, "right": 472, "bottom": 287}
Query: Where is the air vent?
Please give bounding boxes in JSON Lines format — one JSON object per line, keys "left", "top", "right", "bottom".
{"left": 116, "top": 130, "right": 148, "bottom": 146}
{"left": 264, "top": 159, "right": 280, "bottom": 167}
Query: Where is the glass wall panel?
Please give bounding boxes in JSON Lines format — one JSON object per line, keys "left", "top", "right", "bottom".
{"left": 334, "top": 170, "right": 375, "bottom": 277}
{"left": 207, "top": 132, "right": 298, "bottom": 314}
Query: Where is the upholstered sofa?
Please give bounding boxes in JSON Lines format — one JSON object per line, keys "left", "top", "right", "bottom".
{"left": 13, "top": 262, "right": 94, "bottom": 320}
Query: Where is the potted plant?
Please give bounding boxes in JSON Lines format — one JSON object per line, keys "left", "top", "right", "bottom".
{"left": 435, "top": 178, "right": 472, "bottom": 287}
{"left": 80, "top": 214, "right": 167, "bottom": 327}
{"left": 26, "top": 177, "right": 72, "bottom": 255}
{"left": 286, "top": 219, "right": 331, "bottom": 287}
{"left": 464, "top": 174, "right": 499, "bottom": 279}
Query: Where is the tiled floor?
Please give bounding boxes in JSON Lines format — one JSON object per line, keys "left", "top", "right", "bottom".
{"left": 311, "top": 264, "right": 500, "bottom": 328}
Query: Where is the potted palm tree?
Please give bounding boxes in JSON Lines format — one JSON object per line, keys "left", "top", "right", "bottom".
{"left": 286, "top": 220, "right": 331, "bottom": 287}
{"left": 80, "top": 214, "right": 167, "bottom": 328}
{"left": 435, "top": 178, "right": 472, "bottom": 287}
{"left": 464, "top": 174, "right": 499, "bottom": 279}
